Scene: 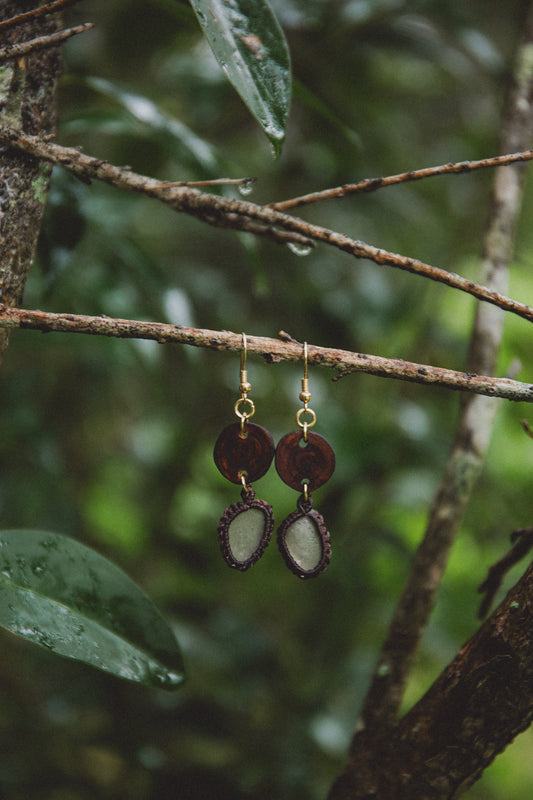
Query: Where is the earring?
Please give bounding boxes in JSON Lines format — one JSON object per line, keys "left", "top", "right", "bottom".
{"left": 275, "top": 343, "right": 335, "bottom": 579}
{"left": 213, "top": 334, "right": 275, "bottom": 571}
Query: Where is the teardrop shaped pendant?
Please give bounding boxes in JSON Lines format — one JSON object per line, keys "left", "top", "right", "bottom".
{"left": 275, "top": 424, "right": 335, "bottom": 579}
{"left": 218, "top": 485, "right": 274, "bottom": 571}
{"left": 277, "top": 494, "right": 331, "bottom": 579}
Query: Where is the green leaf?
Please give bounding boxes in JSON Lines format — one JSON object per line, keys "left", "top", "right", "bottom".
{"left": 0, "top": 530, "right": 185, "bottom": 690}
{"left": 189, "top": 0, "right": 291, "bottom": 156}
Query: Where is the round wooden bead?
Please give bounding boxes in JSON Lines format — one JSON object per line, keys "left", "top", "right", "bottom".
{"left": 275, "top": 430, "right": 335, "bottom": 492}
{"left": 214, "top": 422, "right": 274, "bottom": 484}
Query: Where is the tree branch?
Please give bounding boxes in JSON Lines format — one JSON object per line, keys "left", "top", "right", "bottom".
{"left": 478, "top": 528, "right": 533, "bottom": 619}
{"left": 1, "top": 304, "right": 533, "bottom": 403}
{"left": 329, "top": 559, "right": 533, "bottom": 799}
{"left": 329, "top": 2, "right": 533, "bottom": 797}
{"left": 2, "top": 126, "right": 533, "bottom": 328}
{"left": 0, "top": 0, "right": 84, "bottom": 33}
{"left": 269, "top": 150, "right": 533, "bottom": 212}
{"left": 0, "top": 24, "right": 93, "bottom": 64}
{"left": 0, "top": 1, "right": 62, "bottom": 360}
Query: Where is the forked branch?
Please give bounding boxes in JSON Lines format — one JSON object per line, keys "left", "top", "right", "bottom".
{"left": 329, "top": 0, "right": 533, "bottom": 796}
{"left": 2, "top": 126, "right": 533, "bottom": 328}
{"left": 329, "top": 561, "right": 533, "bottom": 799}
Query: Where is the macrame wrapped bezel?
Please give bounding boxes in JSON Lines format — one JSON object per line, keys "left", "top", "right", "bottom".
{"left": 277, "top": 498, "right": 331, "bottom": 580}
{"left": 217, "top": 488, "right": 274, "bottom": 571}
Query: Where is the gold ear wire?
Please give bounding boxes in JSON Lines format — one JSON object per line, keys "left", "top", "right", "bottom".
{"left": 296, "top": 341, "right": 316, "bottom": 441}
{"left": 235, "top": 332, "right": 255, "bottom": 433}
{"left": 300, "top": 342, "right": 311, "bottom": 404}
{"left": 240, "top": 333, "right": 252, "bottom": 396}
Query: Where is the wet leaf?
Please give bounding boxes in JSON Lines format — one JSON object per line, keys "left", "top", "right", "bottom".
{"left": 189, "top": 0, "right": 291, "bottom": 155}
{"left": 0, "top": 530, "right": 185, "bottom": 690}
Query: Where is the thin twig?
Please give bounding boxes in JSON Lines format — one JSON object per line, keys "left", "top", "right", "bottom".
{"left": 270, "top": 150, "right": 533, "bottom": 211}
{"left": 0, "top": 23, "right": 93, "bottom": 63}
{"left": 2, "top": 126, "right": 533, "bottom": 326}
{"left": 0, "top": 0, "right": 83, "bottom": 33}
{"left": 1, "top": 305, "right": 533, "bottom": 402}
{"left": 477, "top": 528, "right": 533, "bottom": 618}
{"left": 159, "top": 177, "right": 257, "bottom": 189}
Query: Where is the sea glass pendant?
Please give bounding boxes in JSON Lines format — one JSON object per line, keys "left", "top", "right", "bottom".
{"left": 277, "top": 495, "right": 331, "bottom": 579}
{"left": 214, "top": 421, "right": 275, "bottom": 570}
{"left": 217, "top": 486, "right": 274, "bottom": 571}
{"left": 275, "top": 430, "right": 335, "bottom": 580}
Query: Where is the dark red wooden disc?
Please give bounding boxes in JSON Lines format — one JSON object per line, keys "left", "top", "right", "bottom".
{"left": 275, "top": 430, "right": 335, "bottom": 492}
{"left": 214, "top": 422, "right": 274, "bottom": 484}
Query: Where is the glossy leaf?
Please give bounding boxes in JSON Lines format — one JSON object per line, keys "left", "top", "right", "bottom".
{"left": 189, "top": 0, "right": 291, "bottom": 155}
{"left": 0, "top": 530, "right": 185, "bottom": 690}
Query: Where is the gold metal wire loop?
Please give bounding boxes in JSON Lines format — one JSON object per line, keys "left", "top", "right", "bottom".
{"left": 235, "top": 397, "right": 255, "bottom": 421}
{"left": 296, "top": 406, "right": 316, "bottom": 429}
{"left": 235, "top": 333, "right": 254, "bottom": 433}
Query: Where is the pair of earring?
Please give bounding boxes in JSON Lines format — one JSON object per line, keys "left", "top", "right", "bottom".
{"left": 213, "top": 335, "right": 335, "bottom": 580}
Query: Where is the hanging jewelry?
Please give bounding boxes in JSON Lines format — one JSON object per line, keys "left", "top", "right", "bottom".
{"left": 275, "top": 343, "right": 335, "bottom": 579}
{"left": 213, "top": 334, "right": 275, "bottom": 570}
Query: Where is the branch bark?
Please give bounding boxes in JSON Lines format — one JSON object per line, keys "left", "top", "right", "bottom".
{"left": 0, "top": 1, "right": 63, "bottom": 360}
{"left": 269, "top": 150, "right": 533, "bottom": 212}
{"left": 327, "top": 560, "right": 533, "bottom": 799}
{"left": 2, "top": 304, "right": 533, "bottom": 402}
{"left": 3, "top": 126, "right": 533, "bottom": 327}
{"left": 0, "top": 23, "right": 93, "bottom": 63}
{"left": 0, "top": 0, "right": 83, "bottom": 33}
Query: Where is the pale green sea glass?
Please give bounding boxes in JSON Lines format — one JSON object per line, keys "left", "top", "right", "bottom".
{"left": 284, "top": 515, "right": 322, "bottom": 570}
{"left": 228, "top": 507, "right": 266, "bottom": 562}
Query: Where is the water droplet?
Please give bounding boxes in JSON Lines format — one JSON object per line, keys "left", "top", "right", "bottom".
{"left": 42, "top": 538, "right": 59, "bottom": 550}
{"left": 287, "top": 242, "right": 313, "bottom": 257}
{"left": 72, "top": 623, "right": 85, "bottom": 636}
{"left": 238, "top": 178, "right": 256, "bottom": 197}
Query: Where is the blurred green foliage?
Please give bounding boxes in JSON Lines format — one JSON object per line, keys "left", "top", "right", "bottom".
{"left": 1, "top": 0, "right": 533, "bottom": 797}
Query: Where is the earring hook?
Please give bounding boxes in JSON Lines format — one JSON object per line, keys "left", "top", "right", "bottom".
{"left": 235, "top": 332, "right": 254, "bottom": 432}
{"left": 300, "top": 342, "right": 311, "bottom": 405}
{"left": 297, "top": 341, "right": 316, "bottom": 440}
{"left": 240, "top": 332, "right": 247, "bottom": 373}
{"left": 240, "top": 333, "right": 251, "bottom": 396}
